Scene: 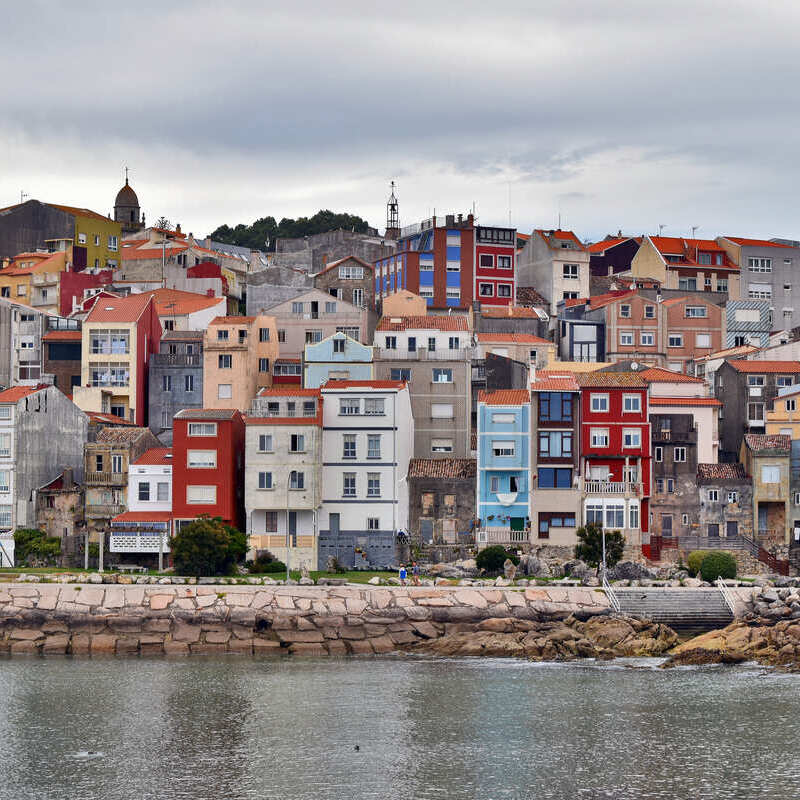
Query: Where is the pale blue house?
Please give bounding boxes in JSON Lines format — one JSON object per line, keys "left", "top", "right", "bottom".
{"left": 303, "top": 332, "right": 374, "bottom": 388}
{"left": 476, "top": 389, "right": 531, "bottom": 539}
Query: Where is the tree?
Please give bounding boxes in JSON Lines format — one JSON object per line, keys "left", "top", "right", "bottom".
{"left": 170, "top": 516, "right": 247, "bottom": 577}
{"left": 574, "top": 523, "right": 625, "bottom": 571}
{"left": 155, "top": 217, "right": 172, "bottom": 230}
{"left": 476, "top": 545, "right": 519, "bottom": 574}
{"left": 700, "top": 551, "right": 737, "bottom": 582}
{"left": 13, "top": 528, "right": 61, "bottom": 566}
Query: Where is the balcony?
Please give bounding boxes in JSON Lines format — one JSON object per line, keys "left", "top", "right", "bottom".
{"left": 110, "top": 533, "right": 170, "bottom": 553}
{"left": 377, "top": 347, "right": 475, "bottom": 361}
{"left": 85, "top": 471, "right": 126, "bottom": 485}
{"left": 652, "top": 430, "right": 671, "bottom": 441}
{"left": 476, "top": 527, "right": 530, "bottom": 548}
{"left": 86, "top": 503, "right": 126, "bottom": 517}
{"left": 152, "top": 353, "right": 202, "bottom": 367}
{"left": 495, "top": 492, "right": 518, "bottom": 506}
{"left": 584, "top": 480, "right": 641, "bottom": 496}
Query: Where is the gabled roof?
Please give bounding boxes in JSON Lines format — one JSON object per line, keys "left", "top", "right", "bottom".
{"left": 744, "top": 433, "right": 791, "bottom": 454}
{"left": 722, "top": 236, "right": 793, "bottom": 249}
{"left": 134, "top": 448, "right": 173, "bottom": 466}
{"left": 534, "top": 229, "right": 586, "bottom": 251}
{"left": 515, "top": 286, "right": 548, "bottom": 307}
{"left": 649, "top": 397, "right": 721, "bottom": 407}
{"left": 0, "top": 385, "right": 45, "bottom": 402}
{"left": 408, "top": 458, "right": 476, "bottom": 480}
{"left": 315, "top": 255, "right": 374, "bottom": 276}
{"left": 257, "top": 387, "right": 321, "bottom": 397}
{"left": 209, "top": 315, "right": 255, "bottom": 325}
{"left": 646, "top": 236, "right": 738, "bottom": 270}
{"left": 377, "top": 315, "right": 469, "bottom": 331}
{"left": 587, "top": 237, "right": 635, "bottom": 254}
{"left": 96, "top": 427, "right": 152, "bottom": 443}
{"left": 86, "top": 411, "right": 137, "bottom": 426}
{"left": 42, "top": 329, "right": 82, "bottom": 342}
{"left": 174, "top": 409, "right": 239, "bottom": 420}
{"left": 477, "top": 332, "right": 551, "bottom": 345}
{"left": 727, "top": 360, "right": 800, "bottom": 373}
{"left": 320, "top": 380, "right": 407, "bottom": 390}
{"left": 587, "top": 290, "right": 637, "bottom": 310}
{"left": 4, "top": 250, "right": 66, "bottom": 276}
{"left": 531, "top": 371, "right": 580, "bottom": 392}
{"left": 639, "top": 367, "right": 704, "bottom": 384}
{"left": 577, "top": 371, "right": 647, "bottom": 388}
{"left": 85, "top": 293, "right": 154, "bottom": 324}
{"left": 480, "top": 304, "right": 541, "bottom": 319}
{"left": 112, "top": 511, "right": 173, "bottom": 523}
{"left": 121, "top": 245, "right": 188, "bottom": 261}
{"left": 149, "top": 288, "right": 224, "bottom": 316}
{"left": 478, "top": 389, "right": 530, "bottom": 405}
{"left": 697, "top": 463, "right": 747, "bottom": 482}
{"left": 694, "top": 344, "right": 759, "bottom": 363}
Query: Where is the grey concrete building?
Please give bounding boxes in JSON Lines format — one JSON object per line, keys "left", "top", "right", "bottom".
{"left": 148, "top": 330, "right": 204, "bottom": 442}
{"left": 312, "top": 255, "right": 377, "bottom": 338}
{"left": 724, "top": 300, "right": 772, "bottom": 349}
{"left": 696, "top": 462, "right": 754, "bottom": 540}
{"left": 0, "top": 299, "right": 50, "bottom": 388}
{"left": 273, "top": 229, "right": 394, "bottom": 274}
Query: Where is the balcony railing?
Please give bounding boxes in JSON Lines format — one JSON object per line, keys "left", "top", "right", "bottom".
{"left": 86, "top": 503, "right": 126, "bottom": 517}
{"left": 376, "top": 347, "right": 475, "bottom": 361}
{"left": 110, "top": 533, "right": 170, "bottom": 553}
{"left": 583, "top": 480, "right": 641, "bottom": 495}
{"left": 652, "top": 431, "right": 671, "bottom": 441}
{"left": 85, "top": 471, "right": 126, "bottom": 485}
{"left": 152, "top": 353, "right": 202, "bottom": 367}
{"left": 476, "top": 527, "right": 530, "bottom": 548}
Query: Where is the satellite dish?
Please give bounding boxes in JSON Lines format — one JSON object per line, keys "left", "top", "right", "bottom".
{"left": 631, "top": 361, "right": 639, "bottom": 370}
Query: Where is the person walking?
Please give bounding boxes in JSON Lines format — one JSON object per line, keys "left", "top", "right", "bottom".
{"left": 411, "top": 561, "right": 420, "bottom": 586}
{"left": 398, "top": 564, "right": 407, "bottom": 586}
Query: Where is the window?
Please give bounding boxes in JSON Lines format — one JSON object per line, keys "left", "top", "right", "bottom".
{"left": 590, "top": 394, "right": 609, "bottom": 412}
{"left": 343, "top": 473, "right": 356, "bottom": 497}
{"left": 217, "top": 384, "right": 232, "bottom": 399}
{"left": 479, "top": 254, "right": 494, "bottom": 268}
{"left": 352, "top": 288, "right": 364, "bottom": 307}
{"left": 407, "top": 337, "right": 416, "bottom": 352}
{"left": 367, "top": 517, "right": 380, "bottom": 531}
{"left": 655, "top": 479, "right": 664, "bottom": 493}
{"left": 629, "top": 504, "right": 639, "bottom": 529}
{"left": 492, "top": 441, "right": 515, "bottom": 457}
{"left": 717, "top": 279, "right": 728, "bottom": 292}
{"left": 563, "top": 263, "right": 579, "bottom": 279}
{"left": 138, "top": 482, "right": 150, "bottom": 501}
{"left": 339, "top": 264, "right": 364, "bottom": 280}
{"left": 433, "top": 368, "right": 453, "bottom": 383}
{"left": 539, "top": 392, "right": 572, "bottom": 422}
{"left": 340, "top": 398, "right": 360, "bottom": 415}
{"left": 218, "top": 354, "right": 232, "bottom": 369}
{"left": 216, "top": 329, "right": 229, "bottom": 341}
{"left": 538, "top": 468, "right": 572, "bottom": 488}
{"left": 492, "top": 413, "right": 515, "bottom": 424}
{"left": 267, "top": 402, "right": 279, "bottom": 416}
{"left": 678, "top": 277, "right": 697, "bottom": 291}
{"left": 605, "top": 504, "right": 625, "bottom": 529}
{"left": 623, "top": 429, "right": 641, "bottom": 448}
{"left": 762, "top": 465, "right": 780, "bottom": 483}
{"left": 673, "top": 447, "right": 686, "bottom": 462}
{"left": 78, "top": 233, "right": 87, "bottom": 244}
{"left": 419, "top": 288, "right": 434, "bottom": 298}
{"left": 431, "top": 439, "right": 453, "bottom": 453}
{"left": 706, "top": 489, "right": 720, "bottom": 502}
{"left": 777, "top": 375, "right": 794, "bottom": 387}
{"left": 644, "top": 305, "right": 655, "bottom": 319}
{"left": 258, "top": 358, "right": 270, "bottom": 373}
{"left": 538, "top": 431, "right": 572, "bottom": 458}
{"left": 620, "top": 331, "right": 634, "bottom": 346}
{"left": 748, "top": 375, "right": 765, "bottom": 386}
{"left": 367, "top": 434, "right": 381, "bottom": 459}
{"left": 748, "top": 283, "right": 772, "bottom": 299}
{"left": 256, "top": 433, "right": 272, "bottom": 453}
{"left": 333, "top": 338, "right": 345, "bottom": 353}
{"left": 290, "top": 434, "right": 305, "bottom": 453}
{"left": 278, "top": 329, "right": 286, "bottom": 343}
{"left": 292, "top": 302, "right": 304, "bottom": 314}
{"left": 184, "top": 374, "right": 194, "bottom": 393}
{"left": 189, "top": 422, "right": 216, "bottom": 436}
{"left": 693, "top": 333, "right": 711, "bottom": 348}
{"left": 364, "top": 398, "right": 384, "bottom": 416}
{"left": 748, "top": 402, "right": 764, "bottom": 421}
{"left": 748, "top": 257, "right": 772, "bottom": 272}
{"left": 262, "top": 511, "right": 278, "bottom": 532}
{"left": 668, "top": 334, "right": 683, "bottom": 347}
{"left": 619, "top": 305, "right": 631, "bottom": 318}
{"left": 0, "top": 505, "right": 11, "bottom": 527}
{"left": 186, "top": 485, "right": 216, "bottom": 504}
{"left": 563, "top": 291, "right": 579, "bottom": 300}
{"left": 390, "top": 368, "right": 412, "bottom": 381}
{"left": 303, "top": 401, "right": 316, "bottom": 417}
{"left": 367, "top": 473, "right": 381, "bottom": 497}
{"left": 498, "top": 255, "right": 512, "bottom": 269}
{"left": 479, "top": 283, "right": 494, "bottom": 297}
{"left": 343, "top": 434, "right": 356, "bottom": 459}
{"left": 640, "top": 331, "right": 654, "bottom": 346}
{"left": 446, "top": 263, "right": 460, "bottom": 274}
{"left": 590, "top": 428, "right": 609, "bottom": 447}
{"left": 161, "top": 374, "right": 172, "bottom": 392}
{"left": 325, "top": 302, "right": 337, "bottom": 313}
{"left": 432, "top": 403, "right": 454, "bottom": 418}
{"left": 727, "top": 491, "right": 738, "bottom": 504}
{"left": 699, "top": 253, "right": 712, "bottom": 266}
{"left": 257, "top": 471, "right": 273, "bottom": 490}
{"left": 685, "top": 306, "right": 707, "bottom": 318}
{"left": 497, "top": 284, "right": 512, "bottom": 297}
{"left": 666, "top": 478, "right": 675, "bottom": 493}
{"left": 111, "top": 455, "right": 122, "bottom": 473}
{"left": 448, "top": 337, "right": 460, "bottom": 350}
{"left": 623, "top": 394, "right": 641, "bottom": 413}
{"left": 427, "top": 337, "right": 436, "bottom": 352}
{"left": 0, "top": 407, "right": 10, "bottom": 420}
{"left": 383, "top": 336, "right": 397, "bottom": 350}
{"left": 188, "top": 450, "right": 216, "bottom": 468}
{"left": 289, "top": 471, "right": 304, "bottom": 490}
{"left": 0, "top": 471, "right": 9, "bottom": 492}
{"left": 490, "top": 476, "right": 500, "bottom": 493}
{"left": 654, "top": 446, "right": 663, "bottom": 462}
{"left": 795, "top": 492, "right": 800, "bottom": 506}
{"left": 585, "top": 503, "right": 603, "bottom": 525}
{"left": 787, "top": 399, "right": 797, "bottom": 412}
{"left": 305, "top": 330, "right": 322, "bottom": 344}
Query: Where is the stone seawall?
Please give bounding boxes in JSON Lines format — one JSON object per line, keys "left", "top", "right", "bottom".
{"left": 0, "top": 584, "right": 611, "bottom": 657}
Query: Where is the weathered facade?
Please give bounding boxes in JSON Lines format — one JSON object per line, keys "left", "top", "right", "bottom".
{"left": 35, "top": 468, "right": 85, "bottom": 547}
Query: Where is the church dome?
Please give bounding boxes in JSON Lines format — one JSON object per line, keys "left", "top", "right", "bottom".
{"left": 115, "top": 179, "right": 139, "bottom": 207}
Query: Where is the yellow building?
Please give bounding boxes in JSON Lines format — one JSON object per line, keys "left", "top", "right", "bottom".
{"left": 766, "top": 385, "right": 800, "bottom": 439}
{"left": 0, "top": 251, "right": 68, "bottom": 314}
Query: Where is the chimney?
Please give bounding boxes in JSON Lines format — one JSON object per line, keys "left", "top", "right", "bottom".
{"left": 322, "top": 254, "right": 328, "bottom": 268}
{"left": 457, "top": 213, "right": 463, "bottom": 224}
{"left": 62, "top": 467, "right": 73, "bottom": 489}
{"left": 176, "top": 223, "right": 182, "bottom": 234}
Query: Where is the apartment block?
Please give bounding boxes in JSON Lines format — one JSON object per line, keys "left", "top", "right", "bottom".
{"left": 303, "top": 331, "right": 373, "bottom": 389}
{"left": 149, "top": 330, "right": 204, "bottom": 437}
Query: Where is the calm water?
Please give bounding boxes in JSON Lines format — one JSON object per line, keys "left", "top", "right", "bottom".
{"left": 0, "top": 654, "right": 798, "bottom": 800}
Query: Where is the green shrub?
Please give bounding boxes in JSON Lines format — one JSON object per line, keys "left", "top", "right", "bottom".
{"left": 687, "top": 550, "right": 711, "bottom": 577}
{"left": 171, "top": 516, "right": 247, "bottom": 577}
{"left": 476, "top": 545, "right": 519, "bottom": 574}
{"left": 248, "top": 551, "right": 287, "bottom": 574}
{"left": 700, "top": 551, "right": 737, "bottom": 582}
{"left": 574, "top": 522, "right": 624, "bottom": 569}
{"left": 13, "top": 528, "right": 61, "bottom": 566}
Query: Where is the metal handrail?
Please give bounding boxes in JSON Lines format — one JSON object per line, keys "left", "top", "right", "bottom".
{"left": 715, "top": 577, "right": 736, "bottom": 614}
{"left": 602, "top": 573, "right": 621, "bottom": 613}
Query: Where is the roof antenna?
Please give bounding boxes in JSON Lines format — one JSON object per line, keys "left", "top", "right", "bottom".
{"left": 691, "top": 225, "right": 700, "bottom": 238}
{"left": 20, "top": 190, "right": 29, "bottom": 204}
{"left": 658, "top": 224, "right": 666, "bottom": 236}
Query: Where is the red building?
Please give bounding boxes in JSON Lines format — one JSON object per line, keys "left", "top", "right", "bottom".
{"left": 171, "top": 409, "right": 245, "bottom": 532}
{"left": 474, "top": 225, "right": 517, "bottom": 307}
{"left": 576, "top": 371, "right": 651, "bottom": 548}
{"left": 59, "top": 268, "right": 114, "bottom": 316}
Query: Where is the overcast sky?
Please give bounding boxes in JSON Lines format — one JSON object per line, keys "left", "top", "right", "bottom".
{"left": 2, "top": 1, "right": 798, "bottom": 243}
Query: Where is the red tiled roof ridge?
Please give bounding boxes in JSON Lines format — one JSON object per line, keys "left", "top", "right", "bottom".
{"left": 478, "top": 389, "right": 530, "bottom": 404}
{"left": 376, "top": 315, "right": 469, "bottom": 331}
{"left": 728, "top": 360, "right": 800, "bottom": 372}
{"left": 744, "top": 433, "right": 791, "bottom": 452}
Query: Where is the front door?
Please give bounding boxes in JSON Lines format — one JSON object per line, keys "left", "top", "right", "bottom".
{"left": 329, "top": 513, "right": 340, "bottom": 538}
{"left": 288, "top": 511, "right": 297, "bottom": 547}
{"left": 726, "top": 521, "right": 739, "bottom": 539}
{"left": 661, "top": 514, "right": 673, "bottom": 538}
{"left": 758, "top": 505, "right": 768, "bottom": 534}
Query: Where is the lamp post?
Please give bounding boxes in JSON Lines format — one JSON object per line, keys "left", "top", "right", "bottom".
{"left": 286, "top": 471, "right": 292, "bottom": 582}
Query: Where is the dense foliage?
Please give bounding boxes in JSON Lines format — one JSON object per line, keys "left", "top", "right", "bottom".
{"left": 208, "top": 210, "right": 372, "bottom": 251}
{"left": 247, "top": 551, "right": 287, "bottom": 574}
{"left": 170, "top": 516, "right": 247, "bottom": 577}
{"left": 687, "top": 550, "right": 712, "bottom": 577}
{"left": 476, "top": 545, "right": 520, "bottom": 574}
{"left": 13, "top": 528, "right": 61, "bottom": 566}
{"left": 700, "top": 551, "right": 737, "bottom": 582}
{"left": 574, "top": 523, "right": 625, "bottom": 570}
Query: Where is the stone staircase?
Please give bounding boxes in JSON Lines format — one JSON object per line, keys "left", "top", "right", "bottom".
{"left": 614, "top": 588, "right": 734, "bottom": 633}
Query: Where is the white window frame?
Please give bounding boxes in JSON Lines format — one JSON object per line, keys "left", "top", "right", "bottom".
{"left": 673, "top": 447, "right": 687, "bottom": 462}
{"left": 188, "top": 423, "right": 217, "bottom": 437}
{"left": 707, "top": 489, "right": 719, "bottom": 502}
{"left": 668, "top": 334, "right": 683, "bottom": 348}
{"left": 622, "top": 394, "right": 641, "bottom": 413}
{"left": 186, "top": 485, "right": 216, "bottom": 504}
{"left": 492, "top": 440, "right": 516, "bottom": 457}
{"left": 590, "top": 393, "right": 609, "bottom": 412}
{"left": 640, "top": 331, "right": 655, "bottom": 346}
{"left": 590, "top": 428, "right": 609, "bottom": 447}
{"left": 619, "top": 331, "right": 634, "bottom": 346}
{"left": 622, "top": 428, "right": 641, "bottom": 448}
{"left": 187, "top": 450, "right": 216, "bottom": 469}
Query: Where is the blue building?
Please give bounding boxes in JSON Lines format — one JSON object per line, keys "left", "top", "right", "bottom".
{"left": 303, "top": 331, "right": 374, "bottom": 389}
{"left": 476, "top": 389, "right": 531, "bottom": 539}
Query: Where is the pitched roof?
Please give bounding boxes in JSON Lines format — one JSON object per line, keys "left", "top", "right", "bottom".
{"left": 209, "top": 316, "right": 255, "bottom": 325}
{"left": 639, "top": 367, "right": 704, "bottom": 384}
{"left": 515, "top": 286, "right": 548, "bottom": 307}
{"left": 96, "top": 427, "right": 152, "bottom": 443}
{"left": 85, "top": 293, "right": 154, "bottom": 324}
{"left": 316, "top": 255, "right": 374, "bottom": 275}
{"left": 112, "top": 511, "right": 173, "bottom": 523}
{"left": 149, "top": 288, "right": 224, "bottom": 316}
{"left": 257, "top": 387, "right": 321, "bottom": 397}
{"left": 534, "top": 229, "right": 586, "bottom": 251}
{"left": 649, "top": 397, "right": 722, "bottom": 407}
{"left": 48, "top": 203, "right": 113, "bottom": 223}
{"left": 587, "top": 290, "right": 637, "bottom": 310}
{"left": 697, "top": 463, "right": 747, "bottom": 482}
{"left": 480, "top": 305, "right": 540, "bottom": 319}
{"left": 86, "top": 411, "right": 137, "bottom": 426}
{"left": 0, "top": 385, "right": 45, "bottom": 402}
{"left": 244, "top": 415, "right": 322, "bottom": 427}
{"left": 121, "top": 245, "right": 188, "bottom": 260}
{"left": 408, "top": 458, "right": 477, "bottom": 480}
{"left": 320, "top": 380, "right": 407, "bottom": 390}
{"left": 531, "top": 371, "right": 580, "bottom": 392}
{"left": 161, "top": 329, "right": 204, "bottom": 342}
{"left": 576, "top": 371, "right": 647, "bottom": 388}
{"left": 476, "top": 332, "right": 551, "bottom": 345}
{"left": 478, "top": 389, "right": 530, "bottom": 405}
{"left": 723, "top": 236, "right": 793, "bottom": 249}
{"left": 174, "top": 408, "right": 239, "bottom": 420}
{"left": 744, "top": 433, "right": 791, "bottom": 453}
{"left": 133, "top": 448, "right": 173, "bottom": 466}
{"left": 42, "top": 329, "right": 82, "bottom": 342}
{"left": 727, "top": 360, "right": 800, "bottom": 373}
{"left": 376, "top": 315, "right": 469, "bottom": 331}
{"left": 694, "top": 344, "right": 759, "bottom": 363}
{"left": 587, "top": 237, "right": 630, "bottom": 254}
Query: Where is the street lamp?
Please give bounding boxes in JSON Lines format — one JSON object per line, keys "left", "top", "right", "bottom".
{"left": 286, "top": 471, "right": 292, "bottom": 582}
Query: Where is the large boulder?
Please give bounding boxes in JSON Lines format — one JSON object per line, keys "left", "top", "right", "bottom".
{"left": 519, "top": 555, "right": 551, "bottom": 578}
{"left": 608, "top": 561, "right": 655, "bottom": 581}
{"left": 563, "top": 559, "right": 592, "bottom": 579}
{"left": 503, "top": 559, "right": 517, "bottom": 580}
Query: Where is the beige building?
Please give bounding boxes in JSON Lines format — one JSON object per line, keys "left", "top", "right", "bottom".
{"left": 203, "top": 315, "right": 278, "bottom": 411}
{"left": 256, "top": 288, "right": 369, "bottom": 359}
{"left": 476, "top": 332, "right": 555, "bottom": 370}
{"left": 381, "top": 289, "right": 427, "bottom": 318}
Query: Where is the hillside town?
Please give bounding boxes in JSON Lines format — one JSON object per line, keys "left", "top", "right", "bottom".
{"left": 1, "top": 176, "right": 799, "bottom": 578}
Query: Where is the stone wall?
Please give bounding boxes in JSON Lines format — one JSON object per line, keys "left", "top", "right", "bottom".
{"left": 0, "top": 583, "right": 611, "bottom": 656}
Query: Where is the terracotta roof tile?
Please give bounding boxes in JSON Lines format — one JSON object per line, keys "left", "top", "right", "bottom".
{"left": 697, "top": 463, "right": 747, "bottom": 482}
{"left": 728, "top": 360, "right": 800, "bottom": 373}
{"left": 0, "top": 385, "right": 45, "bottom": 402}
{"left": 257, "top": 387, "right": 321, "bottom": 397}
{"left": 478, "top": 389, "right": 530, "bottom": 405}
{"left": 316, "top": 255, "right": 374, "bottom": 276}
{"left": 515, "top": 287, "right": 548, "bottom": 307}
{"left": 174, "top": 409, "right": 239, "bottom": 420}
{"left": 408, "top": 458, "right": 477, "bottom": 480}
{"left": 121, "top": 246, "right": 188, "bottom": 261}
{"left": 723, "top": 236, "right": 794, "bottom": 249}
{"left": 744, "top": 433, "right": 791, "bottom": 453}
{"left": 480, "top": 305, "right": 541, "bottom": 318}
{"left": 531, "top": 371, "right": 580, "bottom": 392}
{"left": 133, "top": 448, "right": 173, "bottom": 466}
{"left": 149, "top": 288, "right": 224, "bottom": 316}
{"left": 534, "top": 229, "right": 586, "bottom": 251}
{"left": 377, "top": 315, "right": 469, "bottom": 331}
{"left": 649, "top": 397, "right": 722, "bottom": 407}
{"left": 42, "top": 329, "right": 82, "bottom": 341}
{"left": 112, "top": 511, "right": 173, "bottom": 523}
{"left": 85, "top": 293, "right": 154, "bottom": 324}
{"left": 588, "top": 290, "right": 637, "bottom": 310}
{"left": 86, "top": 411, "right": 137, "bottom": 426}
{"left": 587, "top": 237, "right": 633, "bottom": 254}
{"left": 477, "top": 332, "right": 551, "bottom": 344}
{"left": 576, "top": 371, "right": 647, "bottom": 388}
{"left": 209, "top": 316, "right": 255, "bottom": 325}
{"left": 320, "top": 380, "right": 407, "bottom": 390}
{"left": 95, "top": 427, "right": 152, "bottom": 443}
{"left": 640, "top": 367, "right": 704, "bottom": 384}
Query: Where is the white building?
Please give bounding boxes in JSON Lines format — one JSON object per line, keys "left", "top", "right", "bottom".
{"left": 318, "top": 380, "right": 413, "bottom": 569}
{"left": 244, "top": 388, "right": 322, "bottom": 571}
{"left": 109, "top": 448, "right": 173, "bottom": 559}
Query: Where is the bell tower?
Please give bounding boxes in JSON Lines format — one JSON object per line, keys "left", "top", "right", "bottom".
{"left": 385, "top": 181, "right": 400, "bottom": 240}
